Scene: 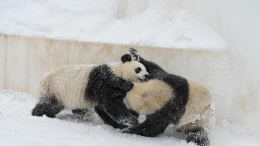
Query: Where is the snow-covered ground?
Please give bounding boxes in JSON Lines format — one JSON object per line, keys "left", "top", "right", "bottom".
{"left": 1, "top": 90, "right": 260, "bottom": 146}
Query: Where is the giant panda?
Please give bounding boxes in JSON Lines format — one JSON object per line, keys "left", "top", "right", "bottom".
{"left": 31, "top": 54, "right": 150, "bottom": 127}
{"left": 97, "top": 48, "right": 215, "bottom": 146}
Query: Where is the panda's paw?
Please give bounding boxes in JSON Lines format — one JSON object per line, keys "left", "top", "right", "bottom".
{"left": 122, "top": 126, "right": 143, "bottom": 135}
{"left": 185, "top": 127, "right": 210, "bottom": 146}
{"left": 117, "top": 114, "right": 139, "bottom": 128}
{"left": 129, "top": 47, "right": 140, "bottom": 61}
{"left": 122, "top": 127, "right": 136, "bottom": 134}
{"left": 122, "top": 125, "right": 159, "bottom": 137}
{"left": 122, "top": 115, "right": 139, "bottom": 127}
{"left": 121, "top": 81, "right": 133, "bottom": 91}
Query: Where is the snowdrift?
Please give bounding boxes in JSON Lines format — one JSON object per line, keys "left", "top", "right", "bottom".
{"left": 0, "top": 90, "right": 260, "bottom": 146}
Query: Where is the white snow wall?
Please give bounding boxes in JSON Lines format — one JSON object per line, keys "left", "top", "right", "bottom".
{"left": 213, "top": 0, "right": 260, "bottom": 138}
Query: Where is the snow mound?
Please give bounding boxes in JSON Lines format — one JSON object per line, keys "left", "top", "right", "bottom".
{"left": 0, "top": 0, "right": 226, "bottom": 50}
{"left": 1, "top": 90, "right": 260, "bottom": 146}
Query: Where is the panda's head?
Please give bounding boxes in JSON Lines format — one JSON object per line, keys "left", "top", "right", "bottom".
{"left": 119, "top": 54, "right": 150, "bottom": 83}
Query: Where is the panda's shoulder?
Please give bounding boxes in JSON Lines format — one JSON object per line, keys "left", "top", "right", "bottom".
{"left": 161, "top": 74, "right": 189, "bottom": 90}
{"left": 49, "top": 64, "right": 95, "bottom": 73}
{"left": 185, "top": 77, "right": 211, "bottom": 99}
{"left": 42, "top": 64, "right": 96, "bottom": 80}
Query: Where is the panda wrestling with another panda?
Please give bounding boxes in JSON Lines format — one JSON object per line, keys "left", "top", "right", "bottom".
{"left": 32, "top": 48, "right": 215, "bottom": 146}
{"left": 32, "top": 54, "right": 150, "bottom": 127}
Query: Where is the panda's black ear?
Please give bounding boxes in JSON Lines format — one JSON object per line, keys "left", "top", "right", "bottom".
{"left": 121, "top": 54, "right": 132, "bottom": 63}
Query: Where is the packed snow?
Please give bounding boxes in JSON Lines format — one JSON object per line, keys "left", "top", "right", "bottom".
{"left": 0, "top": 90, "right": 260, "bottom": 146}
{"left": 0, "top": 0, "right": 226, "bottom": 50}
{"left": 213, "top": 0, "right": 260, "bottom": 133}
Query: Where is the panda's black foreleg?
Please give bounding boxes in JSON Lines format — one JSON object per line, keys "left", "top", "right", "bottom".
{"left": 185, "top": 127, "right": 210, "bottom": 146}
{"left": 130, "top": 110, "right": 139, "bottom": 118}
{"left": 123, "top": 103, "right": 177, "bottom": 137}
{"left": 123, "top": 110, "right": 181, "bottom": 137}
{"left": 72, "top": 109, "right": 90, "bottom": 119}
{"left": 32, "top": 96, "right": 64, "bottom": 118}
{"left": 100, "top": 91, "right": 139, "bottom": 127}
{"left": 72, "top": 109, "right": 88, "bottom": 115}
{"left": 129, "top": 47, "right": 140, "bottom": 61}
{"left": 95, "top": 105, "right": 128, "bottom": 129}
{"left": 123, "top": 117, "right": 169, "bottom": 137}
{"left": 129, "top": 48, "right": 167, "bottom": 79}
{"left": 109, "top": 78, "right": 133, "bottom": 92}
{"left": 123, "top": 98, "right": 186, "bottom": 137}
{"left": 96, "top": 105, "right": 139, "bottom": 129}
{"left": 107, "top": 76, "right": 133, "bottom": 92}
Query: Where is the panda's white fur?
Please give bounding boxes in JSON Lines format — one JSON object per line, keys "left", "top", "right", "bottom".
{"left": 125, "top": 77, "right": 215, "bottom": 132}
{"left": 38, "top": 64, "right": 95, "bottom": 109}
{"left": 124, "top": 79, "right": 173, "bottom": 115}
{"left": 176, "top": 78, "right": 215, "bottom": 133}
{"left": 37, "top": 61, "right": 149, "bottom": 110}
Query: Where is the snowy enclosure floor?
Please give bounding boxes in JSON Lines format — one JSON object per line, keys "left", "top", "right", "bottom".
{"left": 0, "top": 90, "right": 260, "bottom": 146}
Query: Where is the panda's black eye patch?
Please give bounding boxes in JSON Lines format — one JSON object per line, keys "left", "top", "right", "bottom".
{"left": 135, "top": 67, "right": 142, "bottom": 73}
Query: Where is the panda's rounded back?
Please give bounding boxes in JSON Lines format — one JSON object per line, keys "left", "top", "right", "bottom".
{"left": 176, "top": 77, "right": 214, "bottom": 132}
{"left": 38, "top": 64, "right": 98, "bottom": 109}
{"left": 125, "top": 79, "right": 173, "bottom": 115}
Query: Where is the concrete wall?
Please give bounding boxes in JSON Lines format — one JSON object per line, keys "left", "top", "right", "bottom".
{"left": 0, "top": 33, "right": 231, "bottom": 122}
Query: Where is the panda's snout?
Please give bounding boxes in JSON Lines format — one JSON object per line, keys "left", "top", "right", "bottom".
{"left": 145, "top": 74, "right": 150, "bottom": 81}
{"left": 138, "top": 74, "right": 150, "bottom": 82}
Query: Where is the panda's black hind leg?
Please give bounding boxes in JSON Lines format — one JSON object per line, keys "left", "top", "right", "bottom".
{"left": 185, "top": 127, "right": 210, "bottom": 146}
{"left": 72, "top": 109, "right": 90, "bottom": 119}
{"left": 32, "top": 96, "right": 64, "bottom": 118}
{"left": 72, "top": 109, "right": 89, "bottom": 115}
